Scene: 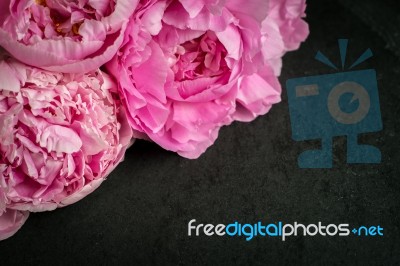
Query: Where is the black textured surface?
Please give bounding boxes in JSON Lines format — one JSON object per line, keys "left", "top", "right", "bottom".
{"left": 1, "top": 0, "right": 400, "bottom": 265}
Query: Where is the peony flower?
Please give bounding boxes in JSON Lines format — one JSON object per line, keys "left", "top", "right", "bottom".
{"left": 0, "top": 53, "right": 133, "bottom": 240}
{"left": 0, "top": 0, "right": 138, "bottom": 73}
{"left": 107, "top": 0, "right": 309, "bottom": 159}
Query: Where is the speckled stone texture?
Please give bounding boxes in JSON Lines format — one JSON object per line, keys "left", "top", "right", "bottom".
{"left": 0, "top": 0, "right": 399, "bottom": 264}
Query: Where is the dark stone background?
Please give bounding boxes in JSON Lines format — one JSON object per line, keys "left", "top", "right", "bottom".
{"left": 1, "top": 0, "right": 399, "bottom": 264}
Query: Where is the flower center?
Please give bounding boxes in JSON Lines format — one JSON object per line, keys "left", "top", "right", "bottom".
{"left": 35, "top": 0, "right": 46, "bottom": 5}
{"left": 172, "top": 31, "right": 228, "bottom": 82}
{"left": 12, "top": 0, "right": 115, "bottom": 43}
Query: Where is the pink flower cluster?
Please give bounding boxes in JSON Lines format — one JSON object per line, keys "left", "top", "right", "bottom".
{"left": 0, "top": 0, "right": 308, "bottom": 240}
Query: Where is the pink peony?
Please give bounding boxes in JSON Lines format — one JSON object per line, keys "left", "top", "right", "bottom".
{"left": 0, "top": 53, "right": 133, "bottom": 240}
{"left": 107, "top": 0, "right": 309, "bottom": 159}
{"left": 0, "top": 0, "right": 138, "bottom": 73}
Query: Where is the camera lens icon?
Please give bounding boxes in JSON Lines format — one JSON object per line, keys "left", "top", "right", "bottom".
{"left": 328, "top": 81, "right": 370, "bottom": 125}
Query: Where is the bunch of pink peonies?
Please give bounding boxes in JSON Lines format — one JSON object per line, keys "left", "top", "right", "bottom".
{"left": 0, "top": 0, "right": 309, "bottom": 240}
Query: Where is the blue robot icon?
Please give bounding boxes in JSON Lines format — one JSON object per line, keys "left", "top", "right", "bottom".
{"left": 286, "top": 39, "right": 383, "bottom": 168}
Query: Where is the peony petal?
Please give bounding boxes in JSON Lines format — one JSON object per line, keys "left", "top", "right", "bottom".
{"left": 216, "top": 25, "right": 241, "bottom": 60}
{"left": 0, "top": 209, "right": 29, "bottom": 241}
{"left": 234, "top": 71, "right": 281, "bottom": 122}
{"left": 43, "top": 24, "right": 128, "bottom": 73}
{"left": 141, "top": 1, "right": 166, "bottom": 35}
{"left": 0, "top": 61, "right": 20, "bottom": 92}
{"left": 131, "top": 41, "right": 168, "bottom": 104}
{"left": 102, "top": 0, "right": 139, "bottom": 33}
{"left": 39, "top": 125, "right": 82, "bottom": 154}
{"left": 225, "top": 0, "right": 269, "bottom": 23}
{"left": 179, "top": 0, "right": 205, "bottom": 18}
{"left": 58, "top": 176, "right": 105, "bottom": 207}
